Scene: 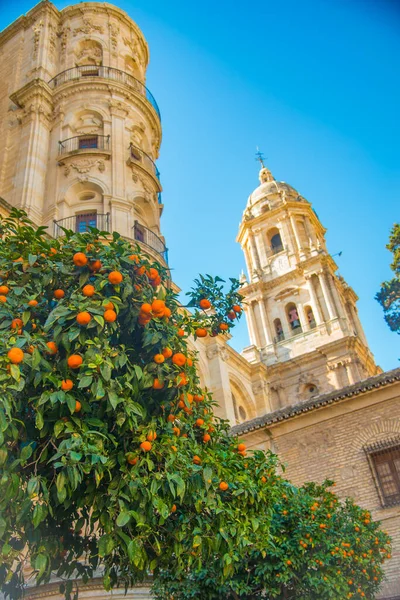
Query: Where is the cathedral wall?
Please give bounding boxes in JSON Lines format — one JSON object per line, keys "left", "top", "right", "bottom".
{"left": 242, "top": 382, "right": 400, "bottom": 599}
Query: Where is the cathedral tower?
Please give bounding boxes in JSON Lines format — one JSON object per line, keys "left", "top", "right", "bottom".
{"left": 0, "top": 0, "right": 166, "bottom": 266}
{"left": 237, "top": 165, "right": 379, "bottom": 410}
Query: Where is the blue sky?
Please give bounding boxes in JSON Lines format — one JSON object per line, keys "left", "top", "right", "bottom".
{"left": 1, "top": 0, "right": 399, "bottom": 370}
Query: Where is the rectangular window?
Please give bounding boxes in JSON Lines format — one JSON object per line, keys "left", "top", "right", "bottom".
{"left": 370, "top": 446, "right": 400, "bottom": 507}
{"left": 76, "top": 213, "right": 97, "bottom": 233}
{"left": 79, "top": 136, "right": 98, "bottom": 150}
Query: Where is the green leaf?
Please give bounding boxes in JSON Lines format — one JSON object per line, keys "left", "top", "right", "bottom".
{"left": 35, "top": 411, "right": 44, "bottom": 431}
{"left": 94, "top": 315, "right": 104, "bottom": 328}
{"left": 98, "top": 534, "right": 115, "bottom": 557}
{"left": 78, "top": 375, "right": 93, "bottom": 389}
{"left": 34, "top": 553, "right": 48, "bottom": 579}
{"left": 10, "top": 364, "right": 20, "bottom": 381}
{"left": 116, "top": 511, "right": 131, "bottom": 527}
{"left": 100, "top": 363, "right": 111, "bottom": 381}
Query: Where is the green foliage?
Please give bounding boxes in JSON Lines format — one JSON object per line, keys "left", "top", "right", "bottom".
{"left": 376, "top": 223, "right": 400, "bottom": 334}
{"left": 154, "top": 481, "right": 391, "bottom": 600}
{"left": 0, "top": 211, "right": 391, "bottom": 600}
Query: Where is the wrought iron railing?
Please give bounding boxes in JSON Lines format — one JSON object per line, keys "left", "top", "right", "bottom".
{"left": 58, "top": 135, "right": 110, "bottom": 155}
{"left": 54, "top": 213, "right": 110, "bottom": 237}
{"left": 133, "top": 221, "right": 168, "bottom": 264}
{"left": 48, "top": 66, "right": 161, "bottom": 120}
{"left": 129, "top": 144, "right": 160, "bottom": 183}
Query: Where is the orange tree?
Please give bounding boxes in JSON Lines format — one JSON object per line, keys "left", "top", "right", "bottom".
{"left": 0, "top": 211, "right": 391, "bottom": 599}
{"left": 154, "top": 481, "right": 391, "bottom": 599}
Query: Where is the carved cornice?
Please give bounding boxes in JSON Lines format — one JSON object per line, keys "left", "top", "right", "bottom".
{"left": 0, "top": 1, "right": 59, "bottom": 47}
{"left": 127, "top": 160, "right": 162, "bottom": 194}
{"left": 10, "top": 79, "right": 54, "bottom": 125}
{"left": 62, "top": 157, "right": 107, "bottom": 177}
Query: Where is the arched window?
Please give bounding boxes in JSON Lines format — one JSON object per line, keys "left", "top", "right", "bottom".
{"left": 124, "top": 55, "right": 141, "bottom": 79}
{"left": 286, "top": 302, "right": 302, "bottom": 332}
{"left": 305, "top": 305, "right": 316, "bottom": 329}
{"left": 274, "top": 318, "right": 284, "bottom": 342}
{"left": 267, "top": 227, "right": 283, "bottom": 255}
{"left": 231, "top": 390, "right": 251, "bottom": 425}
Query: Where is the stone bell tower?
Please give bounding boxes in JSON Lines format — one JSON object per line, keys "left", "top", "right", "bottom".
{"left": 237, "top": 164, "right": 380, "bottom": 411}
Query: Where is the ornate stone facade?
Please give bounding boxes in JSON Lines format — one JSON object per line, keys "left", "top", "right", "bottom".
{"left": 0, "top": 2, "right": 399, "bottom": 599}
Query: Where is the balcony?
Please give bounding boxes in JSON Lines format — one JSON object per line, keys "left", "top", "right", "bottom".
{"left": 48, "top": 66, "right": 161, "bottom": 120}
{"left": 271, "top": 244, "right": 284, "bottom": 255}
{"left": 128, "top": 144, "right": 162, "bottom": 204}
{"left": 133, "top": 221, "right": 168, "bottom": 264}
{"left": 54, "top": 213, "right": 110, "bottom": 237}
{"left": 58, "top": 135, "right": 110, "bottom": 156}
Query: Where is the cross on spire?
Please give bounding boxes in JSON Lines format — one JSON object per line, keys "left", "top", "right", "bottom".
{"left": 255, "top": 146, "right": 266, "bottom": 168}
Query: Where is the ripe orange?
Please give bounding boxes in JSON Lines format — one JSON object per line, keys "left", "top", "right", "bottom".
{"left": 177, "top": 328, "right": 185, "bottom": 337}
{"left": 135, "top": 265, "right": 146, "bottom": 276}
{"left": 104, "top": 301, "right": 114, "bottom": 311}
{"left": 178, "top": 400, "right": 185, "bottom": 409}
{"left": 199, "top": 298, "right": 211, "bottom": 310}
{"left": 140, "top": 441, "right": 152, "bottom": 452}
{"left": 164, "top": 307, "right": 171, "bottom": 318}
{"left": 154, "top": 354, "right": 165, "bottom": 364}
{"left": 74, "top": 400, "right": 82, "bottom": 413}
{"left": 108, "top": 271, "right": 123, "bottom": 285}
{"left": 76, "top": 311, "right": 91, "bottom": 326}
{"left": 238, "top": 443, "right": 246, "bottom": 452}
{"left": 49, "top": 247, "right": 57, "bottom": 255}
{"left": 203, "top": 433, "right": 211, "bottom": 443}
{"left": 73, "top": 252, "right": 88, "bottom": 267}
{"left": 11, "top": 318, "right": 23, "bottom": 330}
{"left": 193, "top": 455, "right": 202, "bottom": 465}
{"left": 180, "top": 392, "right": 193, "bottom": 404}
{"left": 7, "top": 347, "right": 24, "bottom": 364}
{"left": 227, "top": 311, "right": 236, "bottom": 320}
{"left": 176, "top": 372, "right": 188, "bottom": 387}
{"left": 138, "top": 313, "right": 151, "bottom": 326}
{"left": 171, "top": 504, "right": 177, "bottom": 513}
{"left": 54, "top": 289, "right": 65, "bottom": 299}
{"left": 0, "top": 285, "right": 10, "bottom": 295}
{"left": 28, "top": 299, "right": 38, "bottom": 307}
{"left": 195, "top": 328, "right": 207, "bottom": 338}
{"left": 261, "top": 476, "right": 267, "bottom": 483}
{"left": 129, "top": 254, "right": 139, "bottom": 263}
{"left": 171, "top": 445, "right": 178, "bottom": 451}
{"left": 146, "top": 431, "right": 157, "bottom": 442}
{"left": 233, "top": 304, "right": 242, "bottom": 313}
{"left": 162, "top": 347, "right": 173, "bottom": 358}
{"left": 219, "top": 481, "right": 229, "bottom": 491}
{"left": 187, "top": 357, "right": 193, "bottom": 366}
{"left": 89, "top": 260, "right": 102, "bottom": 272}
{"left": 194, "top": 394, "right": 204, "bottom": 403}
{"left": 82, "top": 284, "right": 95, "bottom": 297}
{"left": 167, "top": 414, "right": 175, "bottom": 422}
{"left": 173, "top": 426, "right": 181, "bottom": 436}
{"left": 195, "top": 418, "right": 204, "bottom": 427}
{"left": 219, "top": 323, "right": 229, "bottom": 331}
{"left": 104, "top": 309, "right": 117, "bottom": 322}
{"left": 151, "top": 275, "right": 162, "bottom": 288}
{"left": 46, "top": 341, "right": 58, "bottom": 354}
{"left": 68, "top": 355, "right": 83, "bottom": 369}
{"left": 0, "top": 295, "right": 7, "bottom": 303}
{"left": 172, "top": 353, "right": 186, "bottom": 367}
{"left": 153, "top": 378, "right": 164, "bottom": 389}
{"left": 151, "top": 299, "right": 165, "bottom": 314}
{"left": 126, "top": 454, "right": 138, "bottom": 465}
{"left": 140, "top": 303, "right": 152, "bottom": 314}
{"left": 148, "top": 268, "right": 159, "bottom": 281}
{"left": 61, "top": 379, "right": 74, "bottom": 391}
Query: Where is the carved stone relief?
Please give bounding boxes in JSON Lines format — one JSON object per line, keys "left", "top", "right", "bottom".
{"left": 64, "top": 159, "right": 105, "bottom": 177}
{"left": 32, "top": 20, "right": 43, "bottom": 58}
{"left": 73, "top": 19, "right": 104, "bottom": 36}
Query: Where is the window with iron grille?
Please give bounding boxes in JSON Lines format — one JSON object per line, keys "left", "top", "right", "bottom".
{"left": 78, "top": 136, "right": 98, "bottom": 149}
{"left": 368, "top": 444, "right": 400, "bottom": 507}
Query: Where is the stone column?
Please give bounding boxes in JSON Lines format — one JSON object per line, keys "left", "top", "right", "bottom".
{"left": 289, "top": 214, "right": 303, "bottom": 254}
{"left": 305, "top": 276, "right": 324, "bottom": 325}
{"left": 345, "top": 361, "right": 356, "bottom": 385}
{"left": 243, "top": 246, "right": 252, "bottom": 281}
{"left": 206, "top": 341, "right": 236, "bottom": 424}
{"left": 254, "top": 228, "right": 268, "bottom": 268}
{"left": 298, "top": 304, "right": 310, "bottom": 331}
{"left": 249, "top": 232, "right": 261, "bottom": 272}
{"left": 244, "top": 302, "right": 259, "bottom": 347}
{"left": 257, "top": 297, "right": 273, "bottom": 346}
{"left": 318, "top": 271, "right": 336, "bottom": 320}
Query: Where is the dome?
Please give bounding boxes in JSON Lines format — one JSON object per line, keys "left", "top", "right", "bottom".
{"left": 244, "top": 167, "right": 305, "bottom": 217}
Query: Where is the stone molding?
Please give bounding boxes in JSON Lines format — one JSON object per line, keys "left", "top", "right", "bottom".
{"left": 63, "top": 159, "right": 106, "bottom": 177}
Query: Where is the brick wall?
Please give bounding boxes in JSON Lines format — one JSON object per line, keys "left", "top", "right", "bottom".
{"left": 242, "top": 382, "right": 400, "bottom": 599}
